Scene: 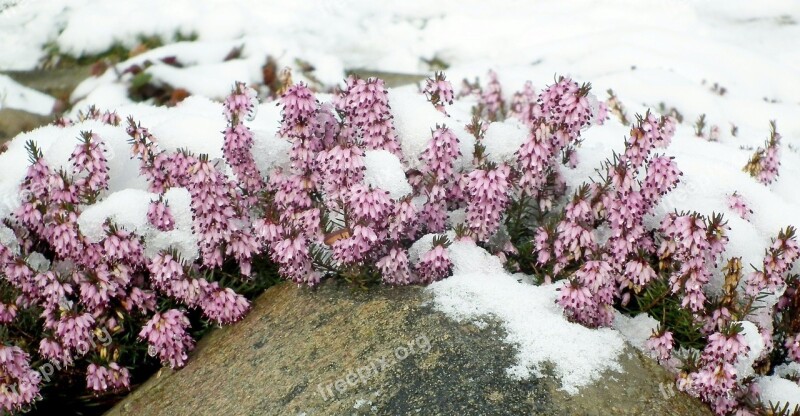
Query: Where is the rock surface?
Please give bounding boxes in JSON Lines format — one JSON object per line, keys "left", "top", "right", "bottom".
{"left": 0, "top": 108, "right": 54, "bottom": 143}
{"left": 107, "top": 280, "right": 711, "bottom": 416}
{"left": 1, "top": 66, "right": 92, "bottom": 143}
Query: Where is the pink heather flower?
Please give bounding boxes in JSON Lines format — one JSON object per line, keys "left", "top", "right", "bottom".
{"left": 148, "top": 252, "right": 185, "bottom": 294}
{"left": 223, "top": 115, "right": 265, "bottom": 199}
{"left": 423, "top": 72, "right": 454, "bottom": 114}
{"left": 39, "top": 338, "right": 72, "bottom": 366}
{"left": 138, "top": 309, "right": 195, "bottom": 369}
{"left": 536, "top": 77, "right": 594, "bottom": 136}
{"left": 70, "top": 132, "right": 110, "bottom": 197}
{"left": 557, "top": 280, "right": 594, "bottom": 311}
{"left": 46, "top": 210, "right": 84, "bottom": 259}
{"left": 745, "top": 227, "right": 799, "bottom": 295}
{"left": 708, "top": 125, "right": 721, "bottom": 142}
{"left": 269, "top": 171, "right": 314, "bottom": 212}
{"left": 420, "top": 126, "right": 461, "bottom": 183}
{"left": 346, "top": 184, "right": 393, "bottom": 229}
{"left": 480, "top": 70, "right": 504, "bottom": 121}
{"left": 223, "top": 81, "right": 258, "bottom": 121}
{"left": 517, "top": 123, "right": 554, "bottom": 194}
{"left": 36, "top": 270, "right": 73, "bottom": 309}
{"left": 702, "top": 308, "right": 732, "bottom": 335}
{"left": 332, "top": 225, "right": 379, "bottom": 265}
{"left": 642, "top": 155, "right": 681, "bottom": 204}
{"left": 222, "top": 82, "right": 264, "bottom": 202}
{"left": 336, "top": 76, "right": 402, "bottom": 156}
{"left": 102, "top": 228, "right": 145, "bottom": 266}
{"left": 100, "top": 110, "right": 121, "bottom": 126}
{"left": 646, "top": 330, "right": 674, "bottom": 361}
{"left": 534, "top": 227, "right": 553, "bottom": 265}
{"left": 55, "top": 312, "right": 95, "bottom": 353}
{"left": 416, "top": 241, "right": 452, "bottom": 284}
{"left": 200, "top": 284, "right": 250, "bottom": 324}
{"left": 691, "top": 362, "right": 737, "bottom": 398}
{"left": 126, "top": 287, "right": 157, "bottom": 314}
{"left": 420, "top": 185, "right": 448, "bottom": 233}
{"left": 0, "top": 346, "right": 41, "bottom": 413}
{"left": 631, "top": 112, "right": 676, "bottom": 150}
{"left": 744, "top": 121, "right": 781, "bottom": 185}
{"left": 187, "top": 158, "right": 238, "bottom": 268}
{"left": 637, "top": 112, "right": 676, "bottom": 150}
{"left": 624, "top": 259, "right": 657, "bottom": 287}
{"left": 314, "top": 102, "right": 340, "bottom": 148}
{"left": 76, "top": 106, "right": 121, "bottom": 125}
{"left": 48, "top": 172, "right": 79, "bottom": 206}
{"left": 225, "top": 227, "right": 261, "bottom": 277}
{"left": 594, "top": 101, "right": 609, "bottom": 126}
{"left": 147, "top": 199, "right": 176, "bottom": 231}
{"left": 560, "top": 261, "right": 616, "bottom": 327}
{"left": 377, "top": 247, "right": 414, "bottom": 285}
{"left": 703, "top": 331, "right": 748, "bottom": 363}
{"left": 726, "top": 192, "right": 751, "bottom": 221}
{"left": 254, "top": 217, "right": 284, "bottom": 245}
{"left": 280, "top": 208, "right": 322, "bottom": 244}
{"left": 316, "top": 144, "right": 365, "bottom": 198}
{"left": 280, "top": 83, "right": 323, "bottom": 174}
{"left": 509, "top": 81, "right": 536, "bottom": 122}
{"left": 553, "top": 219, "right": 595, "bottom": 265}
{"left": 272, "top": 234, "right": 319, "bottom": 286}
{"left": 77, "top": 266, "right": 117, "bottom": 312}
{"left": 785, "top": 333, "right": 800, "bottom": 362}
{"left": 86, "top": 362, "right": 130, "bottom": 392}
{"left": 279, "top": 83, "right": 318, "bottom": 138}
{"left": 465, "top": 164, "right": 511, "bottom": 241}
{"left": 388, "top": 198, "right": 419, "bottom": 241}
{"left": 0, "top": 302, "right": 16, "bottom": 323}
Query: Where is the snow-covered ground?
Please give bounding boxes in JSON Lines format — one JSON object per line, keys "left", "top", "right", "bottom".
{"left": 0, "top": 75, "right": 56, "bottom": 114}
{"left": 2, "top": 0, "right": 800, "bottom": 408}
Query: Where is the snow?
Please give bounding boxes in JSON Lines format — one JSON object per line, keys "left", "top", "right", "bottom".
{"left": 0, "top": 75, "right": 56, "bottom": 115}
{"left": 773, "top": 362, "right": 800, "bottom": 379}
{"left": 482, "top": 119, "right": 528, "bottom": 165}
{"left": 755, "top": 375, "right": 800, "bottom": 411}
{"left": 389, "top": 86, "right": 449, "bottom": 170}
{"left": 363, "top": 150, "right": 412, "bottom": 199}
{"left": 77, "top": 187, "right": 198, "bottom": 261}
{"left": 734, "top": 321, "right": 765, "bottom": 379}
{"left": 427, "top": 240, "right": 626, "bottom": 395}
{"left": 146, "top": 60, "right": 255, "bottom": 100}
{"left": 612, "top": 313, "right": 659, "bottom": 352}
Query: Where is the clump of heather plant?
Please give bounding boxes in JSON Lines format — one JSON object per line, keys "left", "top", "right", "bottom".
{"left": 3, "top": 68, "right": 798, "bottom": 416}
{"left": 0, "top": 83, "right": 276, "bottom": 412}
{"left": 423, "top": 71, "right": 454, "bottom": 115}
{"left": 743, "top": 121, "right": 782, "bottom": 185}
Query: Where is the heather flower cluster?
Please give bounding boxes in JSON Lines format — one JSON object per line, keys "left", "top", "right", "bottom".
{"left": 2, "top": 68, "right": 799, "bottom": 416}
{"left": 743, "top": 121, "right": 781, "bottom": 185}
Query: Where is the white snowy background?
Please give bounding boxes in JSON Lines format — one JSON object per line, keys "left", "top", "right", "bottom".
{"left": 1, "top": 0, "right": 799, "bottom": 408}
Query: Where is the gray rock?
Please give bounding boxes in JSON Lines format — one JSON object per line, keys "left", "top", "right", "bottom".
{"left": 1, "top": 66, "right": 92, "bottom": 101}
{"left": 107, "top": 280, "right": 711, "bottom": 416}
{"left": 0, "top": 108, "right": 53, "bottom": 143}
{"left": 346, "top": 69, "right": 427, "bottom": 87}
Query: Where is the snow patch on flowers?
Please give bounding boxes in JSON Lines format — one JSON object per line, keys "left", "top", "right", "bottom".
{"left": 363, "top": 150, "right": 412, "bottom": 199}
{"left": 427, "top": 240, "right": 625, "bottom": 395}
{"left": 77, "top": 187, "right": 198, "bottom": 260}
{"left": 482, "top": 119, "right": 529, "bottom": 164}
{"left": 612, "top": 313, "right": 659, "bottom": 352}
